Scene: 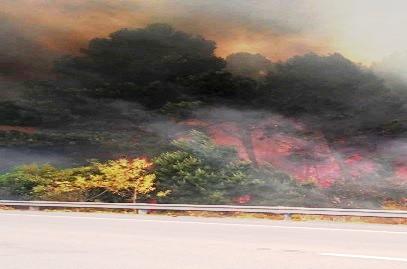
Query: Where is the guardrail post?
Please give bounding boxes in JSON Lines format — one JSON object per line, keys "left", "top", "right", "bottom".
{"left": 284, "top": 213, "right": 292, "bottom": 221}
{"left": 138, "top": 209, "right": 148, "bottom": 215}
{"left": 29, "top": 206, "right": 40, "bottom": 211}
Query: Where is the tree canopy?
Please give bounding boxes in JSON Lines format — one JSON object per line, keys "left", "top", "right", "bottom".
{"left": 255, "top": 53, "right": 404, "bottom": 134}
{"left": 55, "top": 24, "right": 225, "bottom": 87}
{"left": 226, "top": 52, "right": 274, "bottom": 80}
{"left": 153, "top": 131, "right": 263, "bottom": 204}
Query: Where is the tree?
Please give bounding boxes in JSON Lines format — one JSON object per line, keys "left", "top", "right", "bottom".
{"left": 0, "top": 101, "right": 42, "bottom": 126}
{"left": 0, "top": 163, "right": 95, "bottom": 201}
{"left": 89, "top": 158, "right": 157, "bottom": 203}
{"left": 160, "top": 101, "right": 204, "bottom": 120}
{"left": 180, "top": 71, "right": 258, "bottom": 102}
{"left": 255, "top": 53, "right": 405, "bottom": 179}
{"left": 0, "top": 159, "right": 159, "bottom": 203}
{"left": 153, "top": 130, "right": 328, "bottom": 206}
{"left": 226, "top": 52, "right": 274, "bottom": 80}
{"left": 257, "top": 53, "right": 401, "bottom": 127}
{"left": 153, "top": 131, "right": 262, "bottom": 204}
{"left": 55, "top": 24, "right": 225, "bottom": 88}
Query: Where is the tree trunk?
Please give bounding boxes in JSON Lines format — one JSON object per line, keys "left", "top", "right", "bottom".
{"left": 239, "top": 125, "right": 258, "bottom": 167}
{"left": 132, "top": 189, "right": 138, "bottom": 203}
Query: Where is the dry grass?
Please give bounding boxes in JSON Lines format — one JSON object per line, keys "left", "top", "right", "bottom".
{"left": 154, "top": 210, "right": 285, "bottom": 220}
{"left": 290, "top": 214, "right": 407, "bottom": 225}
{"left": 154, "top": 210, "right": 407, "bottom": 225}
{"left": 383, "top": 201, "right": 407, "bottom": 211}
{"left": 42, "top": 208, "right": 137, "bottom": 214}
{"left": 0, "top": 205, "right": 15, "bottom": 210}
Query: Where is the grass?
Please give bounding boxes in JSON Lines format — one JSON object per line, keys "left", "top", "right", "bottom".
{"left": 152, "top": 210, "right": 407, "bottom": 225}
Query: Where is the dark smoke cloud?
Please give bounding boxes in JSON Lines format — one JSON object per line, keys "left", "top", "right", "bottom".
{"left": 2, "top": 0, "right": 406, "bottom": 83}
{"left": 0, "top": 13, "right": 56, "bottom": 98}
{"left": 0, "top": 0, "right": 332, "bottom": 82}
{"left": 0, "top": 13, "right": 55, "bottom": 80}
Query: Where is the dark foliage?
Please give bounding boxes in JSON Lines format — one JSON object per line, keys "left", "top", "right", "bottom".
{"left": 55, "top": 24, "right": 225, "bottom": 88}
{"left": 0, "top": 101, "right": 42, "bottom": 126}
{"left": 226, "top": 52, "right": 274, "bottom": 80}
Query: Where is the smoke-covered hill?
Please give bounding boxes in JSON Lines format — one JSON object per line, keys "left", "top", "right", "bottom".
{"left": 1, "top": 24, "right": 407, "bottom": 207}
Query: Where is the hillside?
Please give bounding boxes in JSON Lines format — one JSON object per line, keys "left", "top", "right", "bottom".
{"left": 1, "top": 24, "right": 407, "bottom": 207}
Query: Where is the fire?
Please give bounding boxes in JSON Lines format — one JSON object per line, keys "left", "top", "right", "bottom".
{"left": 179, "top": 116, "right": 407, "bottom": 185}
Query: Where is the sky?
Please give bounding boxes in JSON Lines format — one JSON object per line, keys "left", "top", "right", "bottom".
{"left": 1, "top": 0, "right": 407, "bottom": 69}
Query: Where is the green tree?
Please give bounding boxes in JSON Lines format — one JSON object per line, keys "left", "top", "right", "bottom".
{"left": 153, "top": 131, "right": 262, "bottom": 204}
{"left": 153, "top": 130, "right": 326, "bottom": 206}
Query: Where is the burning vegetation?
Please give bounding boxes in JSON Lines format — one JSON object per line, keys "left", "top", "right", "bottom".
{"left": 1, "top": 23, "right": 407, "bottom": 208}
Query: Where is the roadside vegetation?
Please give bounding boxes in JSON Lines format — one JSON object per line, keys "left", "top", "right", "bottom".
{"left": 1, "top": 131, "right": 407, "bottom": 209}
{"left": 1, "top": 24, "right": 407, "bottom": 209}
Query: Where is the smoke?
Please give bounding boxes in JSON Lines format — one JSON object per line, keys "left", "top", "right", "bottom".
{"left": 148, "top": 106, "right": 406, "bottom": 188}
{"left": 2, "top": 0, "right": 407, "bottom": 82}
{"left": 0, "top": 12, "right": 56, "bottom": 98}
{"left": 0, "top": 148, "right": 71, "bottom": 172}
{"left": 0, "top": 13, "right": 55, "bottom": 80}
{"left": 372, "top": 52, "right": 407, "bottom": 94}
{"left": 1, "top": 1, "right": 407, "bottom": 206}
{"left": 0, "top": 0, "right": 324, "bottom": 62}
{"left": 226, "top": 52, "right": 274, "bottom": 79}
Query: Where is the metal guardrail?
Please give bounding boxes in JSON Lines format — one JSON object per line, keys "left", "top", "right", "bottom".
{"left": 1, "top": 200, "right": 407, "bottom": 219}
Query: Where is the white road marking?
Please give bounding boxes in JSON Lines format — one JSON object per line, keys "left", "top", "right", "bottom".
{"left": 318, "top": 253, "right": 407, "bottom": 262}
{"left": 1, "top": 212, "right": 407, "bottom": 235}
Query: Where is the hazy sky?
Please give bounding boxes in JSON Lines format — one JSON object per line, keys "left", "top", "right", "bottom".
{"left": 1, "top": 0, "right": 407, "bottom": 65}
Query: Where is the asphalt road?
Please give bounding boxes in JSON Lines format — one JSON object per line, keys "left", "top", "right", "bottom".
{"left": 1, "top": 210, "right": 407, "bottom": 269}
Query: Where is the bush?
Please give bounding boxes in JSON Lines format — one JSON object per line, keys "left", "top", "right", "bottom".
{"left": 153, "top": 131, "right": 263, "bottom": 204}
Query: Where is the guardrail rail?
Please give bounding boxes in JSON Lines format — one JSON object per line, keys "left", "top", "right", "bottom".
{"left": 1, "top": 200, "right": 407, "bottom": 220}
